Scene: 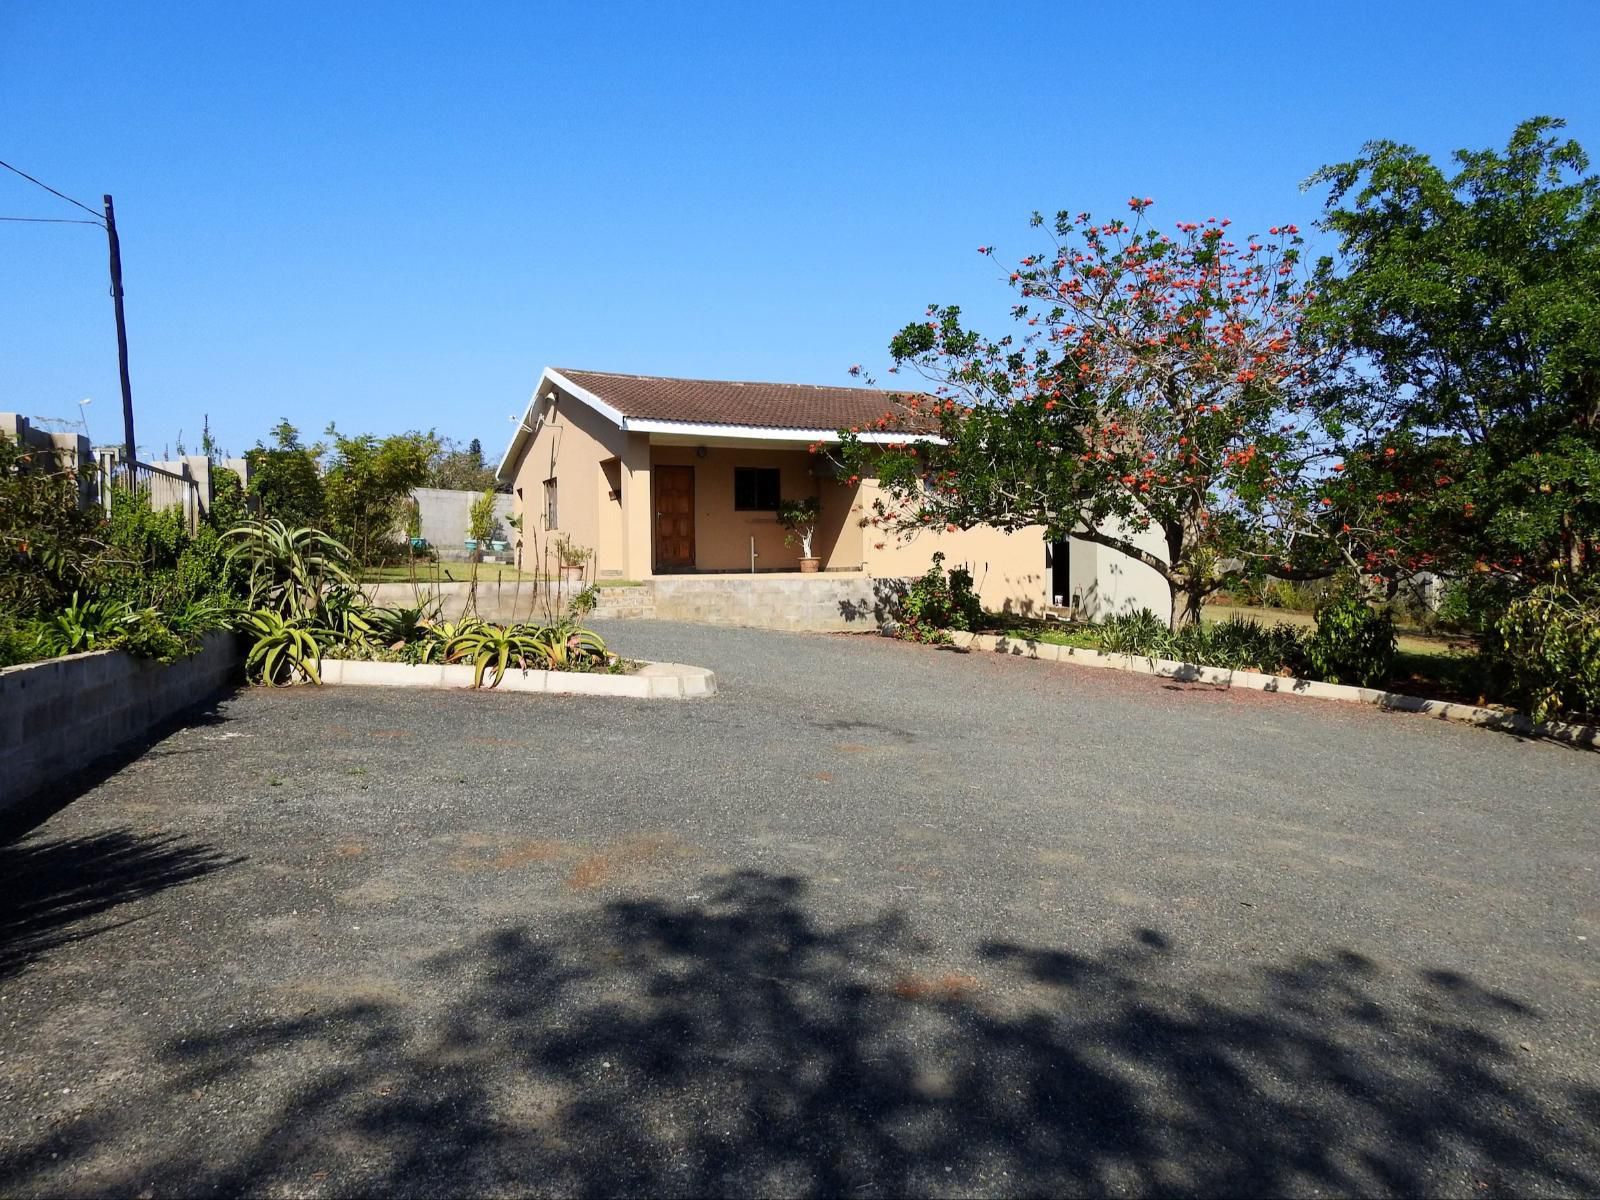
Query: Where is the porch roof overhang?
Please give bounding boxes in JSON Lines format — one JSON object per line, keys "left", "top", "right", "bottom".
{"left": 496, "top": 367, "right": 941, "bottom": 482}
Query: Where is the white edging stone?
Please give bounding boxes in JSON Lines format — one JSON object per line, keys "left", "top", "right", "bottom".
{"left": 317, "top": 658, "right": 715, "bottom": 700}
{"left": 948, "top": 631, "right": 1598, "bottom": 750}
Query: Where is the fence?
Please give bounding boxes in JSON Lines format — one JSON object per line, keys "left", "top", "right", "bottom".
{"left": 96, "top": 454, "right": 204, "bottom": 532}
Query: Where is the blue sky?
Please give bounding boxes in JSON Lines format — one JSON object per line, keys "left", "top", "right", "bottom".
{"left": 3, "top": 1, "right": 1597, "bottom": 462}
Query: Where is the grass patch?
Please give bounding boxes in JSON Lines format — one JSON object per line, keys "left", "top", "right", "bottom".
{"left": 357, "top": 564, "right": 549, "bottom": 584}
{"left": 1202, "top": 603, "right": 1467, "bottom": 656}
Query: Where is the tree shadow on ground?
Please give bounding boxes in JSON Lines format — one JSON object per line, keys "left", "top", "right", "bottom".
{"left": 0, "top": 828, "right": 240, "bottom": 981}
{"left": 3, "top": 870, "right": 1595, "bottom": 1196}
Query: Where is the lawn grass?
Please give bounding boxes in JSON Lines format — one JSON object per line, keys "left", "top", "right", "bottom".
{"left": 355, "top": 565, "right": 644, "bottom": 587}
{"left": 1201, "top": 603, "right": 1468, "bottom": 657}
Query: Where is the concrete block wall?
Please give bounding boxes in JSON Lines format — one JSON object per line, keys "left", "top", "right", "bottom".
{"left": 411, "top": 488, "right": 516, "bottom": 561}
{"left": 0, "top": 633, "right": 241, "bottom": 816}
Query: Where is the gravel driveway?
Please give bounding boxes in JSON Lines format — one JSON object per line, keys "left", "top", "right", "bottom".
{"left": 1, "top": 620, "right": 1596, "bottom": 1196}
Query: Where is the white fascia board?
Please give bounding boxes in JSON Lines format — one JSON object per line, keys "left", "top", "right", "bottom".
{"left": 494, "top": 372, "right": 554, "bottom": 483}
{"left": 545, "top": 368, "right": 628, "bottom": 427}
{"left": 495, "top": 367, "right": 633, "bottom": 483}
{"left": 623, "top": 418, "right": 942, "bottom": 445}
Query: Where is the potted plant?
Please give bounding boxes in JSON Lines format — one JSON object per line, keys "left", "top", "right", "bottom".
{"left": 554, "top": 533, "right": 593, "bottom": 582}
{"left": 777, "top": 496, "right": 822, "bottom": 572}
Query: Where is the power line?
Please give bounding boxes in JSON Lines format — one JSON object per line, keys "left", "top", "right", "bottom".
{"left": 0, "top": 158, "right": 106, "bottom": 223}
{"left": 0, "top": 214, "right": 105, "bottom": 224}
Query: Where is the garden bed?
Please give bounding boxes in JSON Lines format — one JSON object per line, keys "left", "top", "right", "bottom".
{"left": 949, "top": 630, "right": 1598, "bottom": 750}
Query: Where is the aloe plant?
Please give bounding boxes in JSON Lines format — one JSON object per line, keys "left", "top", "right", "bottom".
{"left": 241, "top": 609, "right": 324, "bottom": 685}
{"left": 523, "top": 621, "right": 608, "bottom": 670}
{"left": 223, "top": 519, "right": 355, "bottom": 621}
{"left": 446, "top": 621, "right": 544, "bottom": 688}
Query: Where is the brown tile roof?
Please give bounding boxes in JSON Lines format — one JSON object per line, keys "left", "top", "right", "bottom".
{"left": 555, "top": 367, "right": 933, "bottom": 432}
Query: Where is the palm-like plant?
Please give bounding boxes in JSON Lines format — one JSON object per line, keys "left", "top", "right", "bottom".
{"left": 241, "top": 609, "right": 324, "bottom": 685}
{"left": 223, "top": 519, "right": 355, "bottom": 620}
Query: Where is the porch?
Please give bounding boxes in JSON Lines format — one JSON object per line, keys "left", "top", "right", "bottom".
{"left": 645, "top": 440, "right": 861, "bottom": 576}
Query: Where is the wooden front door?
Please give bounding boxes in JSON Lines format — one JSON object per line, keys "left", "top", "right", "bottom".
{"left": 653, "top": 465, "right": 695, "bottom": 569}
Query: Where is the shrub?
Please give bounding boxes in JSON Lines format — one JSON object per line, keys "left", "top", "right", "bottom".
{"left": 1095, "top": 609, "right": 1170, "bottom": 656}
{"left": 1490, "top": 585, "right": 1600, "bottom": 722}
{"left": 0, "top": 614, "right": 42, "bottom": 668}
{"left": 1304, "top": 591, "right": 1397, "bottom": 687}
{"left": 34, "top": 592, "right": 133, "bottom": 657}
{"left": 898, "top": 552, "right": 983, "bottom": 642}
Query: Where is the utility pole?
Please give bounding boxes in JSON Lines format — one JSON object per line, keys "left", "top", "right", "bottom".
{"left": 103, "top": 193, "right": 136, "bottom": 466}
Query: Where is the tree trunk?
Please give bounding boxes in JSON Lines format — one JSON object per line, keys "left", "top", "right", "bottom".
{"left": 1169, "top": 580, "right": 1205, "bottom": 630}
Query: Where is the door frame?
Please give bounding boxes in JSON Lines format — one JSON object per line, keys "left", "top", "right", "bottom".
{"left": 652, "top": 464, "right": 696, "bottom": 571}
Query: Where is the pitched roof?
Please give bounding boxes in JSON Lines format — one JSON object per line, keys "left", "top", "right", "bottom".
{"left": 554, "top": 367, "right": 931, "bottom": 432}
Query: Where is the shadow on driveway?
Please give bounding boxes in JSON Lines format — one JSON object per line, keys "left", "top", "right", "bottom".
{"left": 3, "top": 870, "right": 1593, "bottom": 1196}
{"left": 0, "top": 828, "right": 240, "bottom": 983}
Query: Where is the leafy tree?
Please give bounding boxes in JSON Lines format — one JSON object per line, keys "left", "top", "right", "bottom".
{"left": 322, "top": 426, "right": 439, "bottom": 565}
{"left": 1310, "top": 117, "right": 1600, "bottom": 613}
{"left": 838, "top": 202, "right": 1347, "bottom": 626}
{"left": 245, "top": 420, "right": 326, "bottom": 529}
{"left": 0, "top": 433, "right": 103, "bottom": 615}
{"left": 428, "top": 436, "right": 499, "bottom": 492}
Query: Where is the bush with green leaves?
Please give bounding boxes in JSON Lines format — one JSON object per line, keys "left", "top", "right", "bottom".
{"left": 897, "top": 552, "right": 983, "bottom": 643}
{"left": 33, "top": 593, "right": 134, "bottom": 657}
{"left": 1095, "top": 609, "right": 1173, "bottom": 656}
{"left": 1304, "top": 591, "right": 1398, "bottom": 687}
{"left": 1489, "top": 585, "right": 1600, "bottom": 722}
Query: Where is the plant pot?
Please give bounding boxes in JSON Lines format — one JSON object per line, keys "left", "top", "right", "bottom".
{"left": 559, "top": 565, "right": 586, "bottom": 582}
{"left": 798, "top": 557, "right": 821, "bottom": 573}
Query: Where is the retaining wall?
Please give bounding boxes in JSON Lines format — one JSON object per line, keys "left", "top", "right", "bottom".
{"left": 364, "top": 575, "right": 908, "bottom": 632}
{"left": 646, "top": 575, "right": 910, "bottom": 633}
{"left": 364, "top": 580, "right": 652, "bottom": 623}
{"left": 0, "top": 632, "right": 242, "bottom": 815}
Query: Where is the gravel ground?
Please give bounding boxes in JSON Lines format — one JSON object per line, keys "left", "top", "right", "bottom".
{"left": 1, "top": 620, "right": 1596, "bottom": 1197}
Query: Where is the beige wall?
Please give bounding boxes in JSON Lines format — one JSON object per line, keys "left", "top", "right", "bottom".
{"left": 856, "top": 480, "right": 1050, "bottom": 616}
{"left": 509, "top": 391, "right": 630, "bottom": 577}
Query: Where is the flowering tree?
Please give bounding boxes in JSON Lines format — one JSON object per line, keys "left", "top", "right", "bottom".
{"left": 838, "top": 202, "right": 1349, "bottom": 627}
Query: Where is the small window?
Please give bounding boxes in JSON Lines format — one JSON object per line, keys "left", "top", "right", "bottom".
{"left": 734, "top": 467, "right": 780, "bottom": 511}
{"left": 544, "top": 478, "right": 558, "bottom": 529}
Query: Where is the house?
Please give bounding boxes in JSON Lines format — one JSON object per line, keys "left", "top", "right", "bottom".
{"left": 495, "top": 368, "right": 1170, "bottom": 619}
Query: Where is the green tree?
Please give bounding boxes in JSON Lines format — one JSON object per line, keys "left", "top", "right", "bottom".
{"left": 245, "top": 420, "right": 326, "bottom": 529}
{"left": 838, "top": 202, "right": 1347, "bottom": 626}
{"left": 428, "top": 436, "right": 499, "bottom": 492}
{"left": 322, "top": 426, "right": 439, "bottom": 565}
{"left": 1310, "top": 117, "right": 1600, "bottom": 610}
